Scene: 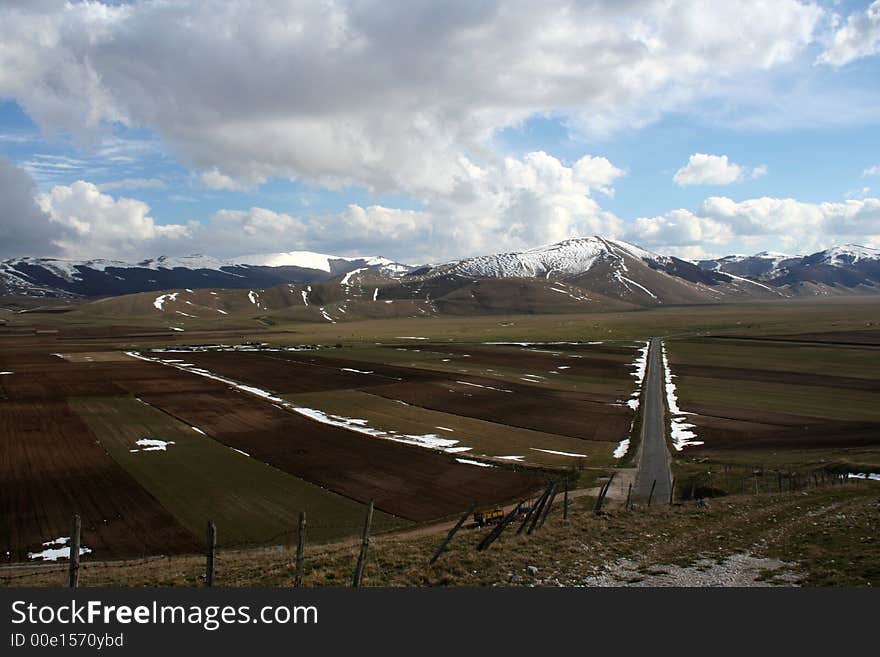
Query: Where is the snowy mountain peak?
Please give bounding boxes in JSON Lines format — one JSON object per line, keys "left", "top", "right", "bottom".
{"left": 441, "top": 236, "right": 660, "bottom": 279}
{"left": 817, "top": 244, "right": 879, "bottom": 265}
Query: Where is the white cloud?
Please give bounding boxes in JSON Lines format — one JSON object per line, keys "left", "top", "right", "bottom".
{"left": 817, "top": 0, "right": 880, "bottom": 66}
{"left": 36, "top": 181, "right": 189, "bottom": 259}
{"left": 30, "top": 151, "right": 625, "bottom": 262}
{"left": 628, "top": 195, "right": 880, "bottom": 254}
{"left": 96, "top": 178, "right": 166, "bottom": 192}
{"left": 0, "top": 157, "right": 65, "bottom": 257}
{"left": 0, "top": 1, "right": 824, "bottom": 196}
{"left": 864, "top": 165, "right": 880, "bottom": 177}
{"left": 673, "top": 153, "right": 766, "bottom": 186}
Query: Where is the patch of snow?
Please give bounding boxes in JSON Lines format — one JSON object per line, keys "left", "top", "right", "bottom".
{"left": 191, "top": 426, "right": 206, "bottom": 435}
{"left": 613, "top": 438, "right": 630, "bottom": 459}
{"left": 531, "top": 448, "right": 588, "bottom": 458}
{"left": 130, "top": 438, "right": 175, "bottom": 452}
{"left": 435, "top": 426, "right": 455, "bottom": 432}
{"left": 28, "top": 537, "right": 92, "bottom": 562}
{"left": 301, "top": 290, "right": 309, "bottom": 306}
{"left": 0, "top": 371, "right": 12, "bottom": 375}
{"left": 496, "top": 455, "right": 525, "bottom": 461}
{"left": 340, "top": 267, "right": 367, "bottom": 286}
{"left": 456, "top": 458, "right": 494, "bottom": 468}
{"left": 341, "top": 368, "right": 374, "bottom": 374}
{"left": 661, "top": 342, "right": 703, "bottom": 450}
{"left": 847, "top": 472, "right": 880, "bottom": 481}
{"left": 153, "top": 292, "right": 179, "bottom": 310}
{"left": 396, "top": 336, "right": 428, "bottom": 340}
{"left": 372, "top": 287, "right": 379, "bottom": 301}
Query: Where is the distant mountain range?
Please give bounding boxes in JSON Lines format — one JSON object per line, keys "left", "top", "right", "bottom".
{"left": 1, "top": 240, "right": 878, "bottom": 322}
{"left": 0, "top": 251, "right": 413, "bottom": 298}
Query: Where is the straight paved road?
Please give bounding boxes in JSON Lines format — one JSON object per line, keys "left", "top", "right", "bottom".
{"left": 632, "top": 337, "right": 672, "bottom": 504}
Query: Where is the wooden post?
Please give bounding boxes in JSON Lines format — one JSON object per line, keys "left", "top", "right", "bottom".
{"left": 536, "top": 484, "right": 558, "bottom": 530}
{"left": 521, "top": 484, "right": 552, "bottom": 535}
{"left": 668, "top": 477, "right": 675, "bottom": 505}
{"left": 625, "top": 483, "right": 632, "bottom": 510}
{"left": 563, "top": 486, "right": 569, "bottom": 520}
{"left": 351, "top": 501, "right": 374, "bottom": 588}
{"left": 689, "top": 478, "right": 697, "bottom": 500}
{"left": 205, "top": 520, "right": 216, "bottom": 587}
{"left": 647, "top": 479, "right": 657, "bottom": 507}
{"left": 594, "top": 472, "right": 616, "bottom": 514}
{"left": 477, "top": 502, "right": 523, "bottom": 551}
{"left": 294, "top": 511, "right": 306, "bottom": 587}
{"left": 754, "top": 476, "right": 759, "bottom": 495}
{"left": 430, "top": 505, "right": 474, "bottom": 564}
{"left": 68, "top": 514, "right": 81, "bottom": 588}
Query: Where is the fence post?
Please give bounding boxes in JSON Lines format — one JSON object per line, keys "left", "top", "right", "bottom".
{"left": 522, "top": 484, "right": 552, "bottom": 535}
{"left": 352, "top": 501, "right": 374, "bottom": 588}
{"left": 294, "top": 511, "right": 306, "bottom": 587}
{"left": 68, "top": 514, "right": 81, "bottom": 588}
{"left": 536, "top": 484, "right": 558, "bottom": 530}
{"left": 206, "top": 521, "right": 216, "bottom": 587}
{"left": 563, "top": 486, "right": 569, "bottom": 520}
{"left": 477, "top": 502, "right": 523, "bottom": 551}
{"left": 625, "top": 483, "right": 632, "bottom": 510}
{"left": 647, "top": 479, "right": 657, "bottom": 507}
{"left": 594, "top": 472, "right": 616, "bottom": 514}
{"left": 668, "top": 477, "right": 675, "bottom": 505}
{"left": 430, "top": 504, "right": 474, "bottom": 564}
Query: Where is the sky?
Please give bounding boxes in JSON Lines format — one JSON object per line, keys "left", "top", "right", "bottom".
{"left": 1, "top": 0, "right": 879, "bottom": 264}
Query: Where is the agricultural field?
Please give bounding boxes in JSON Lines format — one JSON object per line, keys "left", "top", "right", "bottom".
{"left": 3, "top": 296, "right": 879, "bottom": 575}
{"left": 664, "top": 334, "right": 880, "bottom": 472}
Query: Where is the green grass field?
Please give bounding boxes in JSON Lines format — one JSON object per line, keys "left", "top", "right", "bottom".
{"left": 69, "top": 396, "right": 406, "bottom": 548}
{"left": 284, "top": 389, "right": 620, "bottom": 467}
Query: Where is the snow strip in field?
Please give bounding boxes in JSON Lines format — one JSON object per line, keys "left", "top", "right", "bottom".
{"left": 231, "top": 448, "right": 251, "bottom": 458}
{"left": 319, "top": 308, "right": 335, "bottom": 323}
{"left": 28, "top": 537, "right": 92, "bottom": 562}
{"left": 848, "top": 472, "right": 880, "bottom": 481}
{"left": 531, "top": 448, "right": 587, "bottom": 458}
{"left": 613, "top": 438, "right": 630, "bottom": 459}
{"left": 191, "top": 426, "right": 206, "bottom": 435}
{"left": 661, "top": 342, "right": 703, "bottom": 450}
{"left": 0, "top": 371, "right": 12, "bottom": 375}
{"left": 627, "top": 341, "right": 650, "bottom": 410}
{"left": 126, "top": 352, "right": 468, "bottom": 454}
{"left": 435, "top": 426, "right": 455, "bottom": 432}
{"left": 372, "top": 287, "right": 379, "bottom": 301}
{"left": 153, "top": 292, "right": 178, "bottom": 310}
{"left": 455, "top": 380, "right": 513, "bottom": 393}
{"left": 496, "top": 455, "right": 524, "bottom": 461}
{"left": 130, "top": 438, "right": 175, "bottom": 452}
{"left": 169, "top": 327, "right": 184, "bottom": 331}
{"left": 456, "top": 458, "right": 494, "bottom": 468}
{"left": 340, "top": 368, "right": 374, "bottom": 375}
{"left": 395, "top": 336, "right": 428, "bottom": 340}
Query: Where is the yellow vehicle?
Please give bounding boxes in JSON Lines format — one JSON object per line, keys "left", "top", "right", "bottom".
{"left": 473, "top": 508, "right": 505, "bottom": 526}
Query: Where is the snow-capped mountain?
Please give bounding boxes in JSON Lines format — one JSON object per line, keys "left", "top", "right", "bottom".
{"left": 700, "top": 243, "right": 880, "bottom": 291}
{"left": 3, "top": 239, "right": 878, "bottom": 305}
{"left": 0, "top": 251, "right": 414, "bottom": 298}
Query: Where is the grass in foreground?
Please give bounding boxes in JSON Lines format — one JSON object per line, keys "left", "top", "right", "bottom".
{"left": 3, "top": 483, "right": 876, "bottom": 587}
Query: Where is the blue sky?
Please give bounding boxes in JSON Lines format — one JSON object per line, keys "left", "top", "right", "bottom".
{"left": 1, "top": 1, "right": 879, "bottom": 263}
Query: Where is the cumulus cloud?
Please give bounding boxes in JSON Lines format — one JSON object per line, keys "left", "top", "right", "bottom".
{"left": 817, "top": 0, "right": 880, "bottom": 67}
{"left": 36, "top": 182, "right": 190, "bottom": 259}
{"left": 673, "top": 153, "right": 767, "bottom": 186}
{"left": 627, "top": 195, "right": 880, "bottom": 255}
{"left": 0, "top": 1, "right": 824, "bottom": 196}
{"left": 0, "top": 157, "right": 65, "bottom": 257}
{"left": 28, "top": 151, "right": 624, "bottom": 262}
{"left": 864, "top": 165, "right": 880, "bottom": 177}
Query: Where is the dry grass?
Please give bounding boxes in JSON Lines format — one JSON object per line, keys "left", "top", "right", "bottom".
{"left": 4, "top": 483, "right": 877, "bottom": 588}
